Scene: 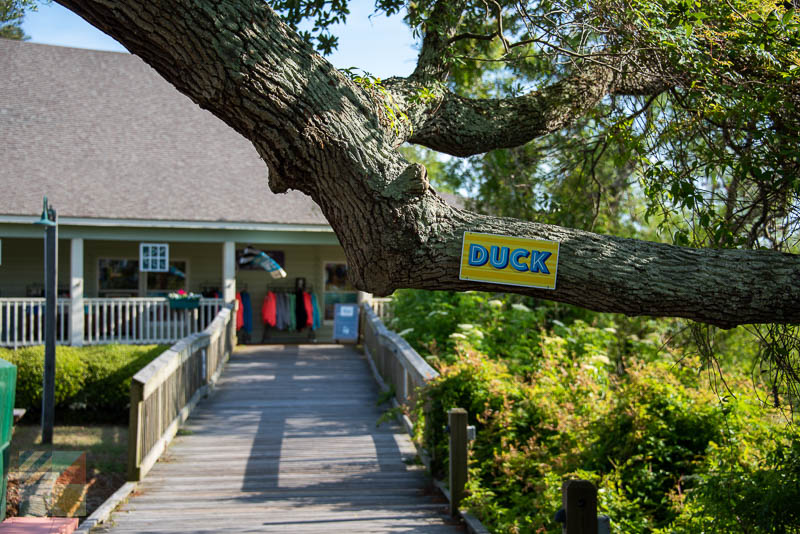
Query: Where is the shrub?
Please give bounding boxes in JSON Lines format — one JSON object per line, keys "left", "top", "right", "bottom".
{"left": 397, "top": 289, "right": 799, "bottom": 534}
{"left": 0, "top": 344, "right": 165, "bottom": 423}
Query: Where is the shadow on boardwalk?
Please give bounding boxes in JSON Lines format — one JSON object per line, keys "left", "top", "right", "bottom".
{"left": 100, "top": 345, "right": 464, "bottom": 533}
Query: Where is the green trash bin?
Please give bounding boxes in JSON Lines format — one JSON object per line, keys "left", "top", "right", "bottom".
{"left": 0, "top": 358, "right": 17, "bottom": 521}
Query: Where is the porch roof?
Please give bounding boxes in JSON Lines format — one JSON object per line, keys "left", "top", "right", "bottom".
{"left": 0, "top": 39, "right": 460, "bottom": 228}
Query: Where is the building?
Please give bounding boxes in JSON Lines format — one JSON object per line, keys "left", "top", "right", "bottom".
{"left": 0, "top": 38, "right": 369, "bottom": 345}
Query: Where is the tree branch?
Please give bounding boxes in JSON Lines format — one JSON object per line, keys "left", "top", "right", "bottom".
{"left": 446, "top": 31, "right": 497, "bottom": 45}
{"left": 403, "top": 64, "right": 618, "bottom": 156}
{"left": 410, "top": 0, "right": 468, "bottom": 83}
{"left": 392, "top": 54, "right": 669, "bottom": 157}
{"left": 53, "top": 0, "right": 799, "bottom": 327}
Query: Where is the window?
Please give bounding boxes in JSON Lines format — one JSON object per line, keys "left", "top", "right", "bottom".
{"left": 140, "top": 243, "right": 169, "bottom": 272}
{"left": 98, "top": 259, "right": 139, "bottom": 297}
{"left": 323, "top": 262, "right": 358, "bottom": 321}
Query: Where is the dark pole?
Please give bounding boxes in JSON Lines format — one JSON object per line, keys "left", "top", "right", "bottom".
{"left": 41, "top": 206, "right": 57, "bottom": 444}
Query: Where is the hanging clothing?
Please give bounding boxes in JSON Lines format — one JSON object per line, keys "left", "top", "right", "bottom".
{"left": 241, "top": 290, "right": 253, "bottom": 334}
{"left": 303, "top": 292, "right": 313, "bottom": 328}
{"left": 262, "top": 291, "right": 277, "bottom": 327}
{"left": 236, "top": 292, "right": 244, "bottom": 331}
{"left": 277, "top": 292, "right": 289, "bottom": 330}
{"left": 311, "top": 293, "right": 321, "bottom": 331}
{"left": 287, "top": 293, "right": 297, "bottom": 331}
{"left": 261, "top": 288, "right": 321, "bottom": 333}
{"left": 295, "top": 290, "right": 308, "bottom": 331}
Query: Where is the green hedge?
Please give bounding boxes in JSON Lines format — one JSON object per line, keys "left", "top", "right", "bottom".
{"left": 0, "top": 345, "right": 166, "bottom": 423}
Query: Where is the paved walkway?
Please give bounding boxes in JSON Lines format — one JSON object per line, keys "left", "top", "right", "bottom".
{"left": 99, "top": 345, "right": 463, "bottom": 533}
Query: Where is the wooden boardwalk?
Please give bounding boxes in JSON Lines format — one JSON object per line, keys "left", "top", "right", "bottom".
{"left": 99, "top": 345, "right": 463, "bottom": 533}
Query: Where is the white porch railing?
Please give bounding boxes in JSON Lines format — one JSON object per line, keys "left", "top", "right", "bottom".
{"left": 0, "top": 298, "right": 225, "bottom": 348}
{"left": 85, "top": 298, "right": 224, "bottom": 345}
{"left": 0, "top": 298, "right": 71, "bottom": 349}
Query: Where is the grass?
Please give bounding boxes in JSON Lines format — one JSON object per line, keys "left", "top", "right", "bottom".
{"left": 6, "top": 425, "right": 129, "bottom": 520}
{"left": 10, "top": 425, "right": 128, "bottom": 475}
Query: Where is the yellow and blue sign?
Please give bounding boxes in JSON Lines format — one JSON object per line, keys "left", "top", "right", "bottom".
{"left": 459, "top": 231, "right": 560, "bottom": 290}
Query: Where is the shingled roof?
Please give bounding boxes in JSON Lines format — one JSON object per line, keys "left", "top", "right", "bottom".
{"left": 0, "top": 39, "right": 331, "bottom": 225}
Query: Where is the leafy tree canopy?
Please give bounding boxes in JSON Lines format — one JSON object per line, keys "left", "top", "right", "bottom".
{"left": 1, "top": 0, "right": 34, "bottom": 39}
{"left": 37, "top": 0, "right": 800, "bottom": 350}
{"left": 277, "top": 0, "right": 800, "bottom": 252}
{"left": 272, "top": 0, "right": 800, "bottom": 406}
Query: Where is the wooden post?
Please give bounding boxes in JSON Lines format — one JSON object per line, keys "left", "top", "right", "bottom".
{"left": 356, "top": 292, "right": 370, "bottom": 345}
{"left": 448, "top": 408, "right": 468, "bottom": 516}
{"left": 562, "top": 479, "right": 598, "bottom": 534}
{"left": 127, "top": 380, "right": 144, "bottom": 481}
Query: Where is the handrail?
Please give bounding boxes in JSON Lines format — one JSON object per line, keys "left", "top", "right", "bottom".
{"left": 127, "top": 303, "right": 235, "bottom": 481}
{"left": 370, "top": 297, "right": 393, "bottom": 322}
{"left": 361, "top": 303, "right": 438, "bottom": 406}
{"left": 360, "top": 302, "right": 491, "bottom": 534}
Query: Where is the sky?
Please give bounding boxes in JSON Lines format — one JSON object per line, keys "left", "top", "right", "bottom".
{"left": 21, "top": 1, "right": 420, "bottom": 79}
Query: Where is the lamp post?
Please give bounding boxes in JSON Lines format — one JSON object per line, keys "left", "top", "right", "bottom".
{"left": 34, "top": 197, "right": 57, "bottom": 445}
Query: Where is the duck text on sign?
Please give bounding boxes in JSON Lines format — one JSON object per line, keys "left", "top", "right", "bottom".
{"left": 459, "top": 231, "right": 560, "bottom": 290}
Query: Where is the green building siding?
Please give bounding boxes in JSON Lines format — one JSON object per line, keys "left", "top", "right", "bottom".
{"left": 0, "top": 237, "right": 71, "bottom": 298}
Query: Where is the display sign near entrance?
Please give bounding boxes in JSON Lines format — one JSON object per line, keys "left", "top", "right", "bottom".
{"left": 459, "top": 231, "right": 560, "bottom": 290}
{"left": 333, "top": 303, "right": 360, "bottom": 342}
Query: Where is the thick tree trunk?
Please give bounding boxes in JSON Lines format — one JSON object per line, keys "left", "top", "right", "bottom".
{"left": 55, "top": 0, "right": 800, "bottom": 328}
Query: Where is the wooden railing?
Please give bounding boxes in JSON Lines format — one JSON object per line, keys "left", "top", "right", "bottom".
{"left": 85, "top": 298, "right": 224, "bottom": 345}
{"left": 127, "top": 304, "right": 235, "bottom": 481}
{"left": 361, "top": 302, "right": 437, "bottom": 408}
{"left": 370, "top": 297, "right": 393, "bottom": 322}
{"left": 0, "top": 298, "right": 71, "bottom": 349}
{"left": 361, "top": 303, "right": 492, "bottom": 534}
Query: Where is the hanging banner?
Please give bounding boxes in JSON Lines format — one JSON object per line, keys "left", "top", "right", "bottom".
{"left": 459, "top": 231, "right": 560, "bottom": 290}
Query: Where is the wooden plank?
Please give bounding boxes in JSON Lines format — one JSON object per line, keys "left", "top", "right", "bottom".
{"left": 135, "top": 384, "right": 208, "bottom": 480}
{"left": 104, "top": 345, "right": 463, "bottom": 534}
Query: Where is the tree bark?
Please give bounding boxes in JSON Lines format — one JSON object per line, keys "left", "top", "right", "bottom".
{"left": 55, "top": 0, "right": 800, "bottom": 328}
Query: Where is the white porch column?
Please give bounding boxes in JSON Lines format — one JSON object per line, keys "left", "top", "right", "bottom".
{"left": 223, "top": 241, "right": 236, "bottom": 303}
{"left": 70, "top": 238, "right": 84, "bottom": 346}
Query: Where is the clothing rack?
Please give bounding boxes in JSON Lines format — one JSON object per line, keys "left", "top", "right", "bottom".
{"left": 264, "top": 285, "right": 315, "bottom": 293}
{"left": 260, "top": 284, "right": 320, "bottom": 344}
{"left": 200, "top": 281, "right": 221, "bottom": 298}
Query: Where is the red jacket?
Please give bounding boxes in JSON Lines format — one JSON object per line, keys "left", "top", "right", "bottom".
{"left": 262, "top": 292, "right": 277, "bottom": 327}
{"left": 236, "top": 292, "right": 244, "bottom": 330}
{"left": 303, "top": 292, "right": 313, "bottom": 327}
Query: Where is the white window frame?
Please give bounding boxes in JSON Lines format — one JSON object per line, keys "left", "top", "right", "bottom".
{"left": 140, "top": 243, "right": 169, "bottom": 272}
